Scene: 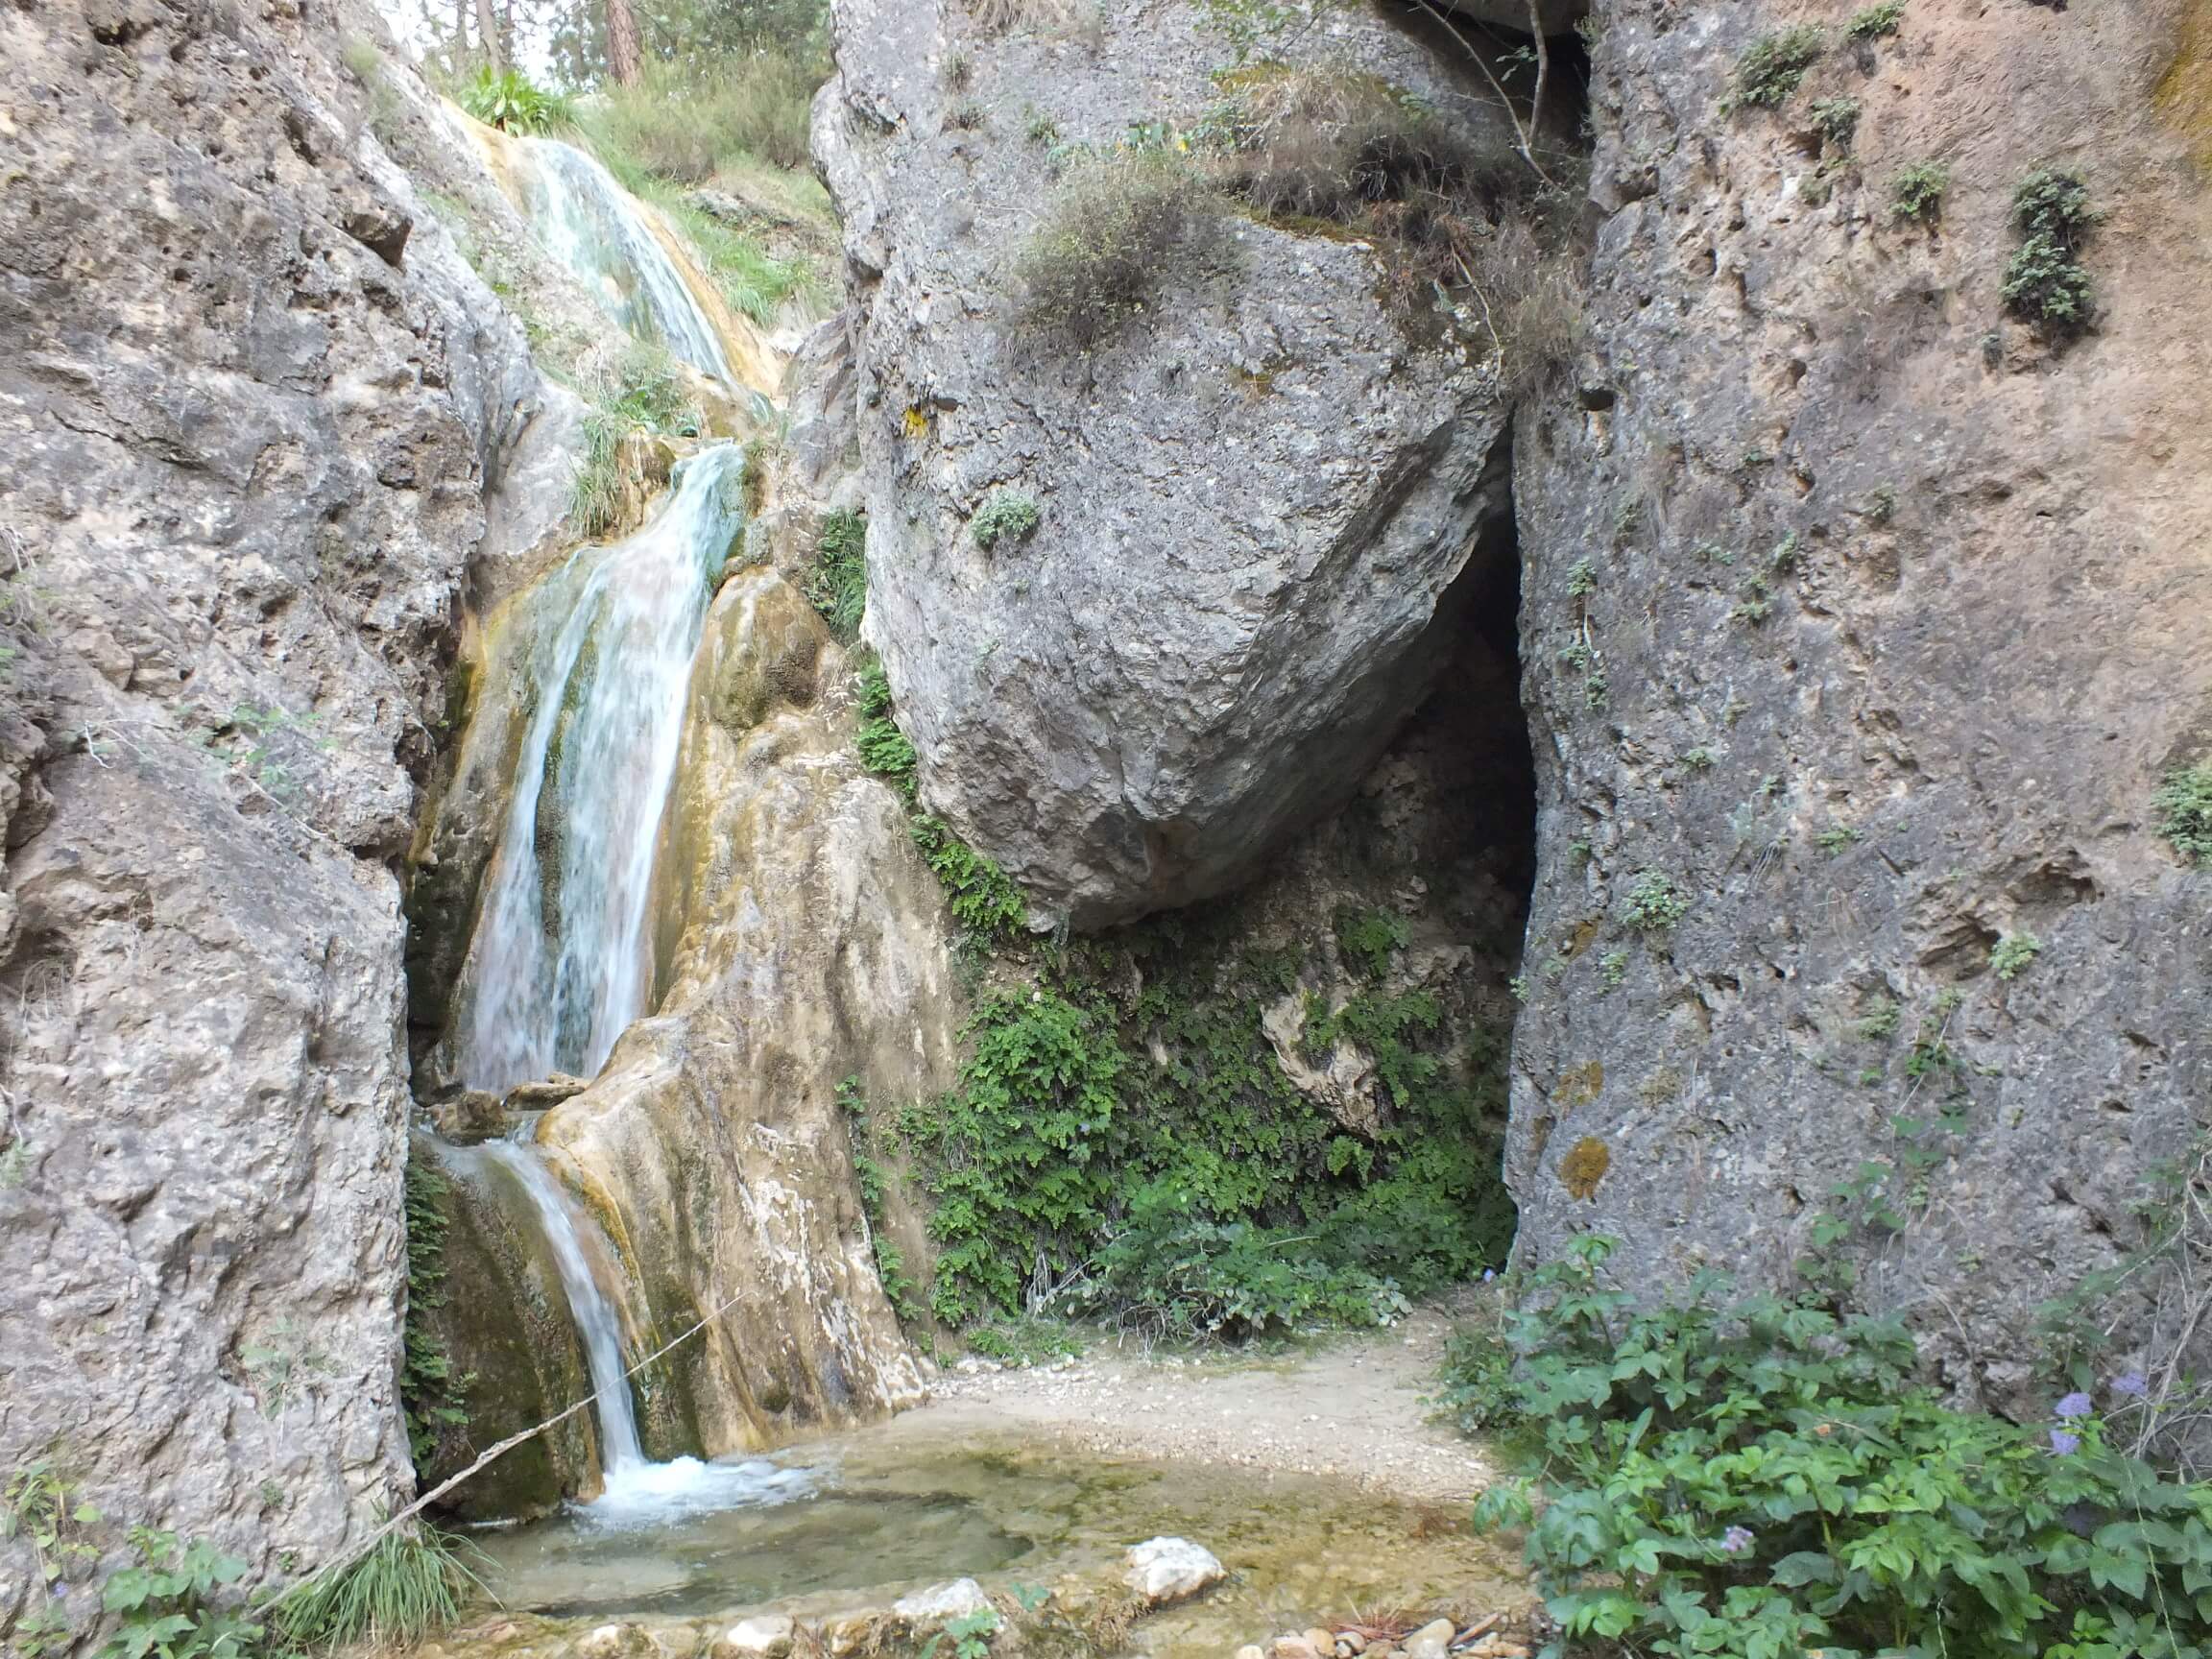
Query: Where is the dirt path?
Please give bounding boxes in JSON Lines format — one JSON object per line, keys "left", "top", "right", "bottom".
{"left": 902, "top": 1305, "right": 1498, "bottom": 1503}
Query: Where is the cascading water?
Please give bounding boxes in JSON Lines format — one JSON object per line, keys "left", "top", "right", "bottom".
{"left": 459, "top": 445, "right": 744, "bottom": 1094}
{"left": 509, "top": 135, "right": 737, "bottom": 388}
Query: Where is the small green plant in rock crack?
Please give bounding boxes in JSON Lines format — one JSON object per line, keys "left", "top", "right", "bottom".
{"left": 1620, "top": 870, "right": 1691, "bottom": 934}
{"left": 1810, "top": 96, "right": 1860, "bottom": 152}
{"left": 1597, "top": 950, "right": 1630, "bottom": 993}
{"left": 972, "top": 490, "right": 1042, "bottom": 550}
{"left": 926, "top": 1605, "right": 1002, "bottom": 1659}
{"left": 1729, "top": 575, "right": 1774, "bottom": 625}
{"left": 1854, "top": 995, "right": 1902, "bottom": 1041}
{"left": 1845, "top": 0, "right": 1906, "bottom": 38}
{"left": 2003, "top": 166, "right": 2097, "bottom": 336}
{"left": 854, "top": 660, "right": 921, "bottom": 801}
{"left": 1612, "top": 496, "right": 1644, "bottom": 544}
{"left": 1991, "top": 932, "right": 2042, "bottom": 980}
{"left": 1680, "top": 746, "right": 1716, "bottom": 771}
{"left": 1729, "top": 26, "right": 1824, "bottom": 109}
{"left": 1888, "top": 158, "right": 1950, "bottom": 222}
{"left": 1863, "top": 482, "right": 1898, "bottom": 523}
{"left": 1817, "top": 822, "right": 1863, "bottom": 854}
{"left": 805, "top": 508, "right": 868, "bottom": 643}
{"left": 1334, "top": 904, "right": 1409, "bottom": 981}
{"left": 1565, "top": 557, "right": 1599, "bottom": 597}
{"left": 2154, "top": 760, "right": 2212, "bottom": 866}
{"left": 1768, "top": 531, "right": 1803, "bottom": 573}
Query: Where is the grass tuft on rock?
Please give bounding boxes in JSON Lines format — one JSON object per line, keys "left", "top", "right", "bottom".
{"left": 1012, "top": 149, "right": 1224, "bottom": 344}
{"left": 1730, "top": 26, "right": 1824, "bottom": 109}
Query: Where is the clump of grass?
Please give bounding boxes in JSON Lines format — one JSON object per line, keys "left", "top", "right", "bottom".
{"left": 1620, "top": 870, "right": 1692, "bottom": 934}
{"left": 1990, "top": 933, "right": 2041, "bottom": 980}
{"left": 1845, "top": 0, "right": 1906, "bottom": 39}
{"left": 655, "top": 191, "right": 822, "bottom": 324}
{"left": 972, "top": 491, "right": 1042, "bottom": 550}
{"left": 2001, "top": 166, "right": 2097, "bottom": 335}
{"left": 577, "top": 54, "right": 819, "bottom": 179}
{"left": 2153, "top": 761, "right": 2212, "bottom": 866}
{"left": 1012, "top": 149, "right": 1224, "bottom": 343}
{"left": 566, "top": 343, "right": 702, "bottom": 537}
{"left": 1730, "top": 27, "right": 1824, "bottom": 109}
{"left": 1458, "top": 215, "right": 1586, "bottom": 397}
{"left": 1888, "top": 159, "right": 1950, "bottom": 221}
{"left": 805, "top": 509, "right": 868, "bottom": 643}
{"left": 273, "top": 1523, "right": 488, "bottom": 1650}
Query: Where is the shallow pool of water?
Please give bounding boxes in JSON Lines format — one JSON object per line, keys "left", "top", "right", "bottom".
{"left": 465, "top": 1424, "right": 1527, "bottom": 1656}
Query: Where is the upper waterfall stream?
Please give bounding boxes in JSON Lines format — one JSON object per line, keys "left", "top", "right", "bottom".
{"left": 509, "top": 133, "right": 738, "bottom": 388}
{"left": 459, "top": 445, "right": 743, "bottom": 1094}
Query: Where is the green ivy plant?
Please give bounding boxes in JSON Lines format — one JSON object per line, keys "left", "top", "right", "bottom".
{"left": 1467, "top": 1237, "right": 2212, "bottom": 1659}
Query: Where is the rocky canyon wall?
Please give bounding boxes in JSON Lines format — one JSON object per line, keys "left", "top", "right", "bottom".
{"left": 1504, "top": 0, "right": 2212, "bottom": 1400}
{"left": 0, "top": 0, "right": 565, "bottom": 1579}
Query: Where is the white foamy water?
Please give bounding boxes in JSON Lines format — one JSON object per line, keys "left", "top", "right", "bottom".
{"left": 458, "top": 444, "right": 744, "bottom": 1093}
{"left": 509, "top": 134, "right": 735, "bottom": 387}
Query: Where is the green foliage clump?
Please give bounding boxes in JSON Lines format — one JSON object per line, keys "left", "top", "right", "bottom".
{"left": 2154, "top": 761, "right": 2212, "bottom": 867}
{"left": 909, "top": 815, "right": 1029, "bottom": 938}
{"left": 805, "top": 509, "right": 868, "bottom": 643}
{"left": 971, "top": 490, "right": 1043, "bottom": 550}
{"left": 1845, "top": 0, "right": 1907, "bottom": 37}
{"left": 1333, "top": 904, "right": 1408, "bottom": 980}
{"left": 272, "top": 1524, "right": 485, "bottom": 1652}
{"left": 1992, "top": 932, "right": 2042, "bottom": 980}
{"left": 854, "top": 662, "right": 921, "bottom": 799}
{"left": 1468, "top": 1237, "right": 2212, "bottom": 1659}
{"left": 577, "top": 54, "right": 819, "bottom": 178}
{"left": 1811, "top": 96, "right": 1861, "bottom": 151}
{"left": 1730, "top": 27, "right": 1824, "bottom": 110}
{"left": 458, "top": 66, "right": 573, "bottom": 134}
{"left": 568, "top": 345, "right": 703, "bottom": 538}
{"left": 1620, "top": 870, "right": 1691, "bottom": 934}
{"left": 657, "top": 194, "right": 820, "bottom": 325}
{"left": 400, "top": 1156, "right": 469, "bottom": 1466}
{"left": 1889, "top": 159, "right": 1951, "bottom": 221}
{"left": 2003, "top": 167, "right": 2098, "bottom": 336}
{"left": 1013, "top": 149, "right": 1222, "bottom": 343}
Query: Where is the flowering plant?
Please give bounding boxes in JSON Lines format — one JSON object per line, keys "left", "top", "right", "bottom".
{"left": 1467, "top": 1237, "right": 2212, "bottom": 1658}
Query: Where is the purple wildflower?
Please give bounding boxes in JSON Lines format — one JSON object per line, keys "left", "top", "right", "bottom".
{"left": 2114, "top": 1371, "right": 2151, "bottom": 1399}
{"left": 2050, "top": 1429, "right": 2081, "bottom": 1455}
{"left": 1720, "top": 1525, "right": 1755, "bottom": 1555}
{"left": 2055, "top": 1391, "right": 2093, "bottom": 1421}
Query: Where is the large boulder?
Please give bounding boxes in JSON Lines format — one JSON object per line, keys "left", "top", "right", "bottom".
{"left": 815, "top": 0, "right": 1522, "bottom": 926}
{"left": 1506, "top": 0, "right": 2212, "bottom": 1408}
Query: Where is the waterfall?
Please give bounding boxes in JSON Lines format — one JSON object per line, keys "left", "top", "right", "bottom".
{"left": 483, "top": 1136, "right": 646, "bottom": 1475}
{"left": 509, "top": 134, "right": 736, "bottom": 388}
{"left": 459, "top": 444, "right": 745, "bottom": 1094}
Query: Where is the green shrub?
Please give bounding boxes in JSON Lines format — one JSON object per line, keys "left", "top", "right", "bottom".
{"left": 1334, "top": 904, "right": 1408, "bottom": 980}
{"left": 1992, "top": 932, "right": 2042, "bottom": 980}
{"left": 2003, "top": 167, "right": 2097, "bottom": 335}
{"left": 567, "top": 344, "right": 704, "bottom": 538}
{"left": 1810, "top": 96, "right": 1861, "bottom": 151}
{"left": 273, "top": 1523, "right": 485, "bottom": 1651}
{"left": 2154, "top": 762, "right": 2212, "bottom": 866}
{"left": 805, "top": 509, "right": 868, "bottom": 643}
{"left": 971, "top": 490, "right": 1042, "bottom": 550}
{"left": 908, "top": 814, "right": 1028, "bottom": 936}
{"left": 1845, "top": 0, "right": 1906, "bottom": 37}
{"left": 1889, "top": 158, "right": 1951, "bottom": 221}
{"left": 457, "top": 66, "right": 572, "bottom": 134}
{"left": 1012, "top": 149, "right": 1223, "bottom": 342}
{"left": 1730, "top": 27, "right": 1824, "bottom": 109}
{"left": 1620, "top": 870, "right": 1692, "bottom": 933}
{"left": 855, "top": 695, "right": 920, "bottom": 798}
{"left": 1469, "top": 1237, "right": 2212, "bottom": 1659}
{"left": 577, "top": 53, "right": 818, "bottom": 179}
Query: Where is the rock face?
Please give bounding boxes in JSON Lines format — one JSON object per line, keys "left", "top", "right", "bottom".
{"left": 0, "top": 0, "right": 567, "bottom": 1582}
{"left": 1506, "top": 0, "right": 2212, "bottom": 1403}
{"left": 815, "top": 0, "right": 1520, "bottom": 926}
{"left": 524, "top": 563, "right": 949, "bottom": 1458}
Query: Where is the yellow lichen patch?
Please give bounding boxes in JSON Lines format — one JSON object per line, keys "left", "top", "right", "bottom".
{"left": 2156, "top": 6, "right": 2212, "bottom": 173}
{"left": 1556, "top": 1059, "right": 1604, "bottom": 1110}
{"left": 1559, "top": 1136, "right": 1611, "bottom": 1201}
{"left": 903, "top": 404, "right": 931, "bottom": 439}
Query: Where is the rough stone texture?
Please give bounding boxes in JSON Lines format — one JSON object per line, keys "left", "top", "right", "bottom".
{"left": 1123, "top": 1535, "right": 1226, "bottom": 1604}
{"left": 0, "top": 0, "right": 562, "bottom": 1591}
{"left": 892, "top": 1578, "right": 992, "bottom": 1626}
{"left": 816, "top": 0, "right": 1519, "bottom": 926}
{"left": 527, "top": 565, "right": 949, "bottom": 1461}
{"left": 1506, "top": 0, "right": 2212, "bottom": 1408}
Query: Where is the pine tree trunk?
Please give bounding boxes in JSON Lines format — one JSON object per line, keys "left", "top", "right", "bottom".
{"left": 605, "top": 0, "right": 641, "bottom": 85}
{"left": 474, "top": 0, "right": 503, "bottom": 72}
